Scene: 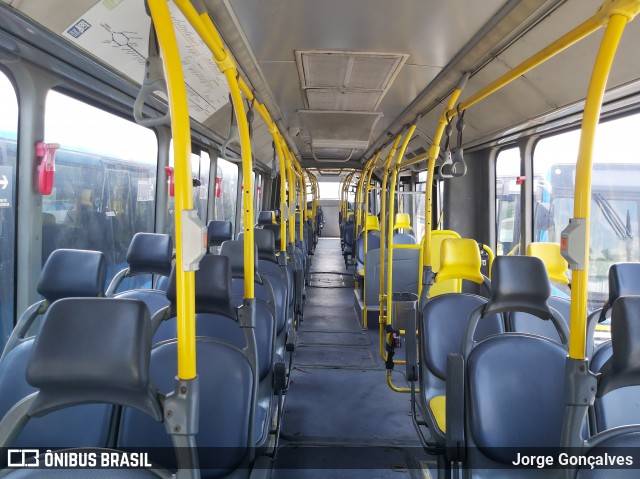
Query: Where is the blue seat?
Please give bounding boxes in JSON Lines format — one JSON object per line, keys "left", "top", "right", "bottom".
{"left": 413, "top": 239, "right": 501, "bottom": 448}
{"left": 106, "top": 233, "right": 173, "bottom": 316}
{"left": 591, "top": 296, "right": 640, "bottom": 432}
{"left": 446, "top": 256, "right": 569, "bottom": 476}
{"left": 574, "top": 296, "right": 640, "bottom": 477}
{"left": 1, "top": 248, "right": 106, "bottom": 362}
{"left": 207, "top": 219, "right": 233, "bottom": 253}
{"left": 220, "top": 240, "right": 279, "bottom": 447}
{"left": 0, "top": 297, "right": 173, "bottom": 478}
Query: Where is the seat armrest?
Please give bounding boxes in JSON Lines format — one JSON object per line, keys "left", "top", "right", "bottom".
{"left": 446, "top": 353, "right": 465, "bottom": 462}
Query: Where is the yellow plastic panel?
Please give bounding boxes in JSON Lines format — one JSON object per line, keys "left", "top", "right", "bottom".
{"left": 436, "top": 238, "right": 484, "bottom": 284}
{"left": 393, "top": 213, "right": 411, "bottom": 230}
{"left": 365, "top": 215, "right": 380, "bottom": 232}
{"left": 429, "top": 395, "right": 446, "bottom": 433}
{"left": 526, "top": 242, "right": 569, "bottom": 285}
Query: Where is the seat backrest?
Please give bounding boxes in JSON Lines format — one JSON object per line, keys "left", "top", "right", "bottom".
{"left": 593, "top": 296, "right": 640, "bottom": 431}
{"left": 37, "top": 249, "right": 107, "bottom": 303}
{"left": 125, "top": 233, "right": 173, "bottom": 277}
{"left": 526, "top": 242, "right": 569, "bottom": 286}
{"left": 108, "top": 233, "right": 173, "bottom": 314}
{"left": 421, "top": 294, "right": 503, "bottom": 382}
{"left": 355, "top": 231, "right": 381, "bottom": 265}
{"left": 118, "top": 337, "right": 253, "bottom": 477}
{"left": 220, "top": 240, "right": 276, "bottom": 381}
{"left": 511, "top": 295, "right": 571, "bottom": 341}
{"left": 466, "top": 334, "right": 566, "bottom": 464}
{"left": 0, "top": 298, "right": 160, "bottom": 451}
{"left": 155, "top": 254, "right": 241, "bottom": 346}
{"left": 254, "top": 228, "right": 278, "bottom": 263}
{"left": 463, "top": 255, "right": 568, "bottom": 467}
{"left": 426, "top": 230, "right": 462, "bottom": 297}
{"left": 207, "top": 220, "right": 233, "bottom": 250}
{"left": 2, "top": 249, "right": 107, "bottom": 361}
{"left": 393, "top": 232, "right": 416, "bottom": 244}
{"left": 257, "top": 210, "right": 276, "bottom": 225}
{"left": 364, "top": 249, "right": 420, "bottom": 308}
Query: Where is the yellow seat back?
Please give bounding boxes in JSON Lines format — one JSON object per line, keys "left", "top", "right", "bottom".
{"left": 436, "top": 238, "right": 484, "bottom": 284}
{"left": 365, "top": 215, "right": 380, "bottom": 232}
{"left": 426, "top": 230, "right": 461, "bottom": 298}
{"left": 393, "top": 213, "right": 411, "bottom": 231}
{"left": 526, "top": 242, "right": 569, "bottom": 285}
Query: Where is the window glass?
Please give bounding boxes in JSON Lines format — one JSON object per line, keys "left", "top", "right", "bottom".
{"left": 44, "top": 91, "right": 157, "bottom": 288}
{"left": 318, "top": 181, "right": 340, "bottom": 199}
{"left": 415, "top": 182, "right": 426, "bottom": 242}
{"left": 214, "top": 158, "right": 238, "bottom": 234}
{"left": 195, "top": 150, "right": 210, "bottom": 222}
{"left": 495, "top": 147, "right": 521, "bottom": 256}
{"left": 255, "top": 172, "right": 263, "bottom": 214}
{"left": 0, "top": 71, "right": 17, "bottom": 346}
{"left": 533, "top": 113, "right": 640, "bottom": 310}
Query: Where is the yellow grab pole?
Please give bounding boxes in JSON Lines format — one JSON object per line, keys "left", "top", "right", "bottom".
{"left": 448, "top": 18, "right": 600, "bottom": 119}
{"left": 294, "top": 161, "right": 304, "bottom": 243}
{"left": 148, "top": 0, "right": 196, "bottom": 379}
{"left": 385, "top": 125, "right": 416, "bottom": 365}
{"left": 569, "top": 13, "right": 630, "bottom": 360}
{"left": 363, "top": 152, "right": 381, "bottom": 262}
{"left": 355, "top": 160, "right": 372, "bottom": 236}
{"left": 173, "top": 0, "right": 254, "bottom": 300}
{"left": 272, "top": 131, "right": 288, "bottom": 252}
{"left": 378, "top": 135, "right": 402, "bottom": 354}
{"left": 285, "top": 148, "right": 296, "bottom": 246}
{"left": 422, "top": 79, "right": 467, "bottom": 270}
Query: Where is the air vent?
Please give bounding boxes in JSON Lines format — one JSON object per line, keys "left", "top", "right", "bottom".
{"left": 296, "top": 51, "right": 408, "bottom": 111}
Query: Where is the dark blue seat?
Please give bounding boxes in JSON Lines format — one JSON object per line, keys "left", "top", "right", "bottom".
{"left": 447, "top": 256, "right": 569, "bottom": 475}
{"left": 591, "top": 296, "right": 640, "bottom": 432}
{"left": 415, "top": 239, "right": 501, "bottom": 448}
{"left": 106, "top": 233, "right": 173, "bottom": 316}
{"left": 510, "top": 295, "right": 571, "bottom": 342}
{"left": 207, "top": 219, "right": 233, "bottom": 253}
{"left": 220, "top": 240, "right": 279, "bottom": 447}
{"left": 576, "top": 298, "right": 640, "bottom": 477}
{"left": 1, "top": 248, "right": 107, "bottom": 362}
{"left": 257, "top": 210, "right": 276, "bottom": 225}
{"left": 0, "top": 298, "right": 171, "bottom": 477}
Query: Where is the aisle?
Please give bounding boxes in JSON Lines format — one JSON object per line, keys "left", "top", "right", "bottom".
{"left": 274, "top": 238, "right": 436, "bottom": 478}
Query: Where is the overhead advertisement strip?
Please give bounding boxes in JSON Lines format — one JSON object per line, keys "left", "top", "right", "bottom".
{"left": 63, "top": 0, "right": 229, "bottom": 123}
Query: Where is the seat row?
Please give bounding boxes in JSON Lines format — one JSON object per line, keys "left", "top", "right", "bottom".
{"left": 0, "top": 218, "right": 314, "bottom": 477}
{"left": 406, "top": 237, "right": 640, "bottom": 477}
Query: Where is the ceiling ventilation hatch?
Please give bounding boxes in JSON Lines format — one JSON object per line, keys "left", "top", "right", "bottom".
{"left": 296, "top": 50, "right": 408, "bottom": 111}
{"left": 296, "top": 51, "right": 407, "bottom": 160}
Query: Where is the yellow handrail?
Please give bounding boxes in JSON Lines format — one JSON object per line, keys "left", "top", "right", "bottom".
{"left": 569, "top": 11, "right": 632, "bottom": 360}
{"left": 377, "top": 135, "right": 402, "bottom": 343}
{"left": 173, "top": 0, "right": 255, "bottom": 299}
{"left": 422, "top": 81, "right": 467, "bottom": 269}
{"left": 148, "top": 0, "right": 196, "bottom": 380}
{"left": 383, "top": 125, "right": 416, "bottom": 368}
{"left": 272, "top": 133, "right": 288, "bottom": 252}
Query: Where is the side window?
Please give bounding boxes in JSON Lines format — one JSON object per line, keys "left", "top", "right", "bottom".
{"left": 44, "top": 91, "right": 158, "bottom": 288}
{"left": 495, "top": 147, "right": 521, "bottom": 255}
{"left": 214, "top": 158, "right": 238, "bottom": 234}
{"left": 196, "top": 150, "right": 210, "bottom": 222}
{"left": 0, "top": 71, "right": 17, "bottom": 346}
{"left": 534, "top": 113, "right": 640, "bottom": 310}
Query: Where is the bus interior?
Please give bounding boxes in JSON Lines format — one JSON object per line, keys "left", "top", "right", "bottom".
{"left": 2, "top": 0, "right": 640, "bottom": 478}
